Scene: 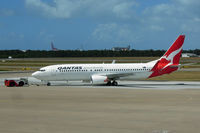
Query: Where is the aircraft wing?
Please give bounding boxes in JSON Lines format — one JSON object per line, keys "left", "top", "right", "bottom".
{"left": 180, "top": 63, "right": 198, "bottom": 68}
{"left": 169, "top": 62, "right": 199, "bottom": 68}
{"left": 169, "top": 64, "right": 181, "bottom": 68}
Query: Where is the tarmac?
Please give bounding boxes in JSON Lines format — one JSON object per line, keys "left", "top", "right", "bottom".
{"left": 0, "top": 72, "right": 200, "bottom": 133}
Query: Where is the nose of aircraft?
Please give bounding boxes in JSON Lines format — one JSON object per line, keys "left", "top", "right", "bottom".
{"left": 32, "top": 71, "right": 39, "bottom": 78}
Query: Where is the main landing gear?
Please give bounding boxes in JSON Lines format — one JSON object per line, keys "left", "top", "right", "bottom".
{"left": 106, "top": 81, "right": 118, "bottom": 86}
{"left": 47, "top": 82, "right": 51, "bottom": 86}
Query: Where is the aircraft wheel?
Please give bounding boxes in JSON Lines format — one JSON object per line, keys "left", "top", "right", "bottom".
{"left": 106, "top": 81, "right": 112, "bottom": 86}
{"left": 112, "top": 81, "right": 118, "bottom": 86}
{"left": 18, "top": 81, "right": 24, "bottom": 86}
{"left": 47, "top": 82, "right": 51, "bottom": 86}
{"left": 9, "top": 82, "right": 16, "bottom": 87}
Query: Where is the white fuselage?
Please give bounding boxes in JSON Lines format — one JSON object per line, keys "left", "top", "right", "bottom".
{"left": 32, "top": 62, "right": 156, "bottom": 82}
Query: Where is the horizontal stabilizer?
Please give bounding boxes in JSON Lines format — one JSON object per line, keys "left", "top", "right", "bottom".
{"left": 169, "top": 64, "right": 181, "bottom": 68}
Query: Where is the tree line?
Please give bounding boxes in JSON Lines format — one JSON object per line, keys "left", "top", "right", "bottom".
{"left": 0, "top": 49, "right": 199, "bottom": 58}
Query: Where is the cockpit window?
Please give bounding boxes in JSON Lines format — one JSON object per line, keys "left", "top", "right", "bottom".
{"left": 39, "top": 69, "right": 46, "bottom": 72}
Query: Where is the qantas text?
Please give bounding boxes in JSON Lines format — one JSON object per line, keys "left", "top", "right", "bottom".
{"left": 57, "top": 66, "right": 83, "bottom": 70}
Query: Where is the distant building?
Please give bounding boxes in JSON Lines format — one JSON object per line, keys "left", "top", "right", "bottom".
{"left": 112, "top": 45, "right": 131, "bottom": 51}
{"left": 21, "top": 50, "right": 27, "bottom": 52}
{"left": 8, "top": 56, "right": 12, "bottom": 59}
{"left": 182, "top": 53, "right": 198, "bottom": 57}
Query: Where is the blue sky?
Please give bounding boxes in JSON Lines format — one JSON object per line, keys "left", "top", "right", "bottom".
{"left": 0, "top": 0, "right": 200, "bottom": 50}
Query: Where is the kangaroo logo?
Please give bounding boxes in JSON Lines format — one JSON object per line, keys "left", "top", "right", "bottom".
{"left": 160, "top": 46, "right": 182, "bottom": 70}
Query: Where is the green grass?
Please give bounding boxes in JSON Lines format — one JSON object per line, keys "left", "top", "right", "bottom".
{"left": 148, "top": 71, "right": 200, "bottom": 81}
{"left": 1, "top": 57, "right": 200, "bottom": 81}
{"left": 0, "top": 69, "right": 9, "bottom": 71}
{"left": 1, "top": 57, "right": 200, "bottom": 64}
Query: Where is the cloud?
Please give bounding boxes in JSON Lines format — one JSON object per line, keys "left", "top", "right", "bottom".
{"left": 0, "top": 9, "right": 14, "bottom": 16}
{"left": 0, "top": 32, "right": 24, "bottom": 41}
{"left": 149, "top": 25, "right": 164, "bottom": 31}
{"left": 90, "top": 0, "right": 200, "bottom": 49}
{"left": 175, "top": 0, "right": 200, "bottom": 6}
{"left": 112, "top": 2, "right": 136, "bottom": 19}
{"left": 25, "top": 0, "right": 73, "bottom": 18}
{"left": 25, "top": 0, "right": 137, "bottom": 19}
{"left": 142, "top": 0, "right": 200, "bottom": 34}
{"left": 38, "top": 30, "right": 55, "bottom": 41}
{"left": 24, "top": 0, "right": 200, "bottom": 49}
{"left": 92, "top": 23, "right": 140, "bottom": 45}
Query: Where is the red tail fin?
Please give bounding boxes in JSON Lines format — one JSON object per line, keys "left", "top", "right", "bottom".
{"left": 149, "top": 35, "right": 185, "bottom": 78}
{"left": 162, "top": 35, "right": 185, "bottom": 64}
{"left": 51, "top": 42, "right": 59, "bottom": 51}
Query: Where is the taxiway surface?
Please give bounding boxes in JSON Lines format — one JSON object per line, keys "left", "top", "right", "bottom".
{"left": 1, "top": 85, "right": 200, "bottom": 133}
{"left": 1, "top": 72, "right": 200, "bottom": 133}
{"left": 1, "top": 76, "right": 200, "bottom": 90}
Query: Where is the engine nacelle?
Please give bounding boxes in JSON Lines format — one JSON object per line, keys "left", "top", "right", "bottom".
{"left": 91, "top": 75, "right": 108, "bottom": 85}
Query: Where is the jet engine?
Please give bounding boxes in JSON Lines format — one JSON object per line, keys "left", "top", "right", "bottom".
{"left": 91, "top": 75, "right": 108, "bottom": 84}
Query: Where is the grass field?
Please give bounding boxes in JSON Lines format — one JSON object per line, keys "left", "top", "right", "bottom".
{"left": 1, "top": 57, "right": 200, "bottom": 67}
{"left": 148, "top": 71, "right": 200, "bottom": 81}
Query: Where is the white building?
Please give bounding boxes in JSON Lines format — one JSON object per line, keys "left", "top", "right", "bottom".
{"left": 112, "top": 45, "right": 131, "bottom": 51}
{"left": 182, "top": 53, "right": 198, "bottom": 57}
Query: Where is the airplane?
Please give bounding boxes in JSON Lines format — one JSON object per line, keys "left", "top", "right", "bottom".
{"left": 32, "top": 35, "right": 185, "bottom": 86}
{"left": 51, "top": 42, "right": 59, "bottom": 51}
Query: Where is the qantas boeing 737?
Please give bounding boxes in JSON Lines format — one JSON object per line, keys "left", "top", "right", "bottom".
{"left": 32, "top": 35, "right": 185, "bottom": 86}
